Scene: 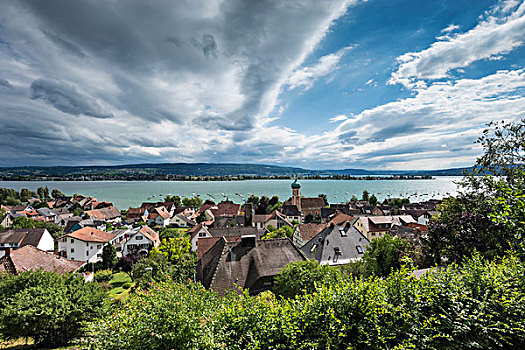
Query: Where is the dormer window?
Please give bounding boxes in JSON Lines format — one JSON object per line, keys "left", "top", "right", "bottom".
{"left": 334, "top": 246, "right": 342, "bottom": 255}
{"left": 356, "top": 245, "right": 364, "bottom": 254}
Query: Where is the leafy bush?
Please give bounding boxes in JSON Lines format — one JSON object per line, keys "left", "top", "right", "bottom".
{"left": 87, "top": 282, "right": 220, "bottom": 350}
{"left": 274, "top": 259, "right": 344, "bottom": 298}
{"left": 89, "top": 253, "right": 525, "bottom": 349}
{"left": 0, "top": 270, "right": 106, "bottom": 347}
{"left": 95, "top": 269, "right": 113, "bottom": 283}
{"left": 122, "top": 282, "right": 132, "bottom": 289}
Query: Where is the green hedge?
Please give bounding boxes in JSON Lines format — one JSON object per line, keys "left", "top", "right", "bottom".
{"left": 88, "top": 253, "right": 525, "bottom": 349}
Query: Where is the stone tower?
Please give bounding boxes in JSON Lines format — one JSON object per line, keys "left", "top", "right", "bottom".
{"left": 291, "top": 179, "right": 301, "bottom": 211}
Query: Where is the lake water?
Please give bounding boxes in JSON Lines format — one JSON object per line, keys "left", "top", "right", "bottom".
{"left": 0, "top": 177, "right": 462, "bottom": 210}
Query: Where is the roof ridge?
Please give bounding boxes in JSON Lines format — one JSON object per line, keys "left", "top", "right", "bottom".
{"left": 209, "top": 238, "right": 228, "bottom": 288}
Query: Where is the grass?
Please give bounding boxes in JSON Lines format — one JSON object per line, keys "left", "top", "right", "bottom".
{"left": 107, "top": 272, "right": 134, "bottom": 298}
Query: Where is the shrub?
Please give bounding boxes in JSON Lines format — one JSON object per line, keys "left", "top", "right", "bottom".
{"left": 122, "top": 282, "right": 132, "bottom": 289}
{"left": 90, "top": 253, "right": 525, "bottom": 349}
{"left": 95, "top": 269, "right": 113, "bottom": 283}
{"left": 87, "top": 282, "right": 220, "bottom": 350}
{"left": 274, "top": 259, "right": 345, "bottom": 298}
{"left": 0, "top": 270, "right": 106, "bottom": 347}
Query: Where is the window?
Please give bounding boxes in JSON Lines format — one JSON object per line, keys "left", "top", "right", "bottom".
{"left": 199, "top": 232, "right": 207, "bottom": 237}
{"left": 70, "top": 248, "right": 74, "bottom": 253}
{"left": 97, "top": 254, "right": 101, "bottom": 258}
{"left": 310, "top": 243, "right": 317, "bottom": 253}
{"left": 86, "top": 251, "right": 89, "bottom": 256}
{"left": 86, "top": 242, "right": 89, "bottom": 247}
{"left": 97, "top": 245, "right": 102, "bottom": 249}
{"left": 136, "top": 235, "right": 143, "bottom": 240}
{"left": 372, "top": 232, "right": 376, "bottom": 236}
{"left": 70, "top": 239, "right": 74, "bottom": 244}
{"left": 90, "top": 246, "right": 93, "bottom": 249}
{"left": 339, "top": 229, "right": 347, "bottom": 237}
{"left": 356, "top": 245, "right": 364, "bottom": 254}
{"left": 334, "top": 246, "right": 342, "bottom": 255}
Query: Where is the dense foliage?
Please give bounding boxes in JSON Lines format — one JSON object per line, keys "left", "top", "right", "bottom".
{"left": 363, "top": 233, "right": 408, "bottom": 277}
{"left": 0, "top": 270, "right": 105, "bottom": 347}
{"left": 89, "top": 253, "right": 525, "bottom": 349}
{"left": 273, "top": 259, "right": 343, "bottom": 298}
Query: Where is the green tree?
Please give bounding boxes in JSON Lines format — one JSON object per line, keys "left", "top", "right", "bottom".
{"left": 51, "top": 188, "right": 66, "bottom": 198}
{"left": 362, "top": 190, "right": 369, "bottom": 202}
{"left": 274, "top": 259, "right": 344, "bottom": 298}
{"left": 0, "top": 270, "right": 105, "bottom": 347}
{"left": 305, "top": 213, "right": 314, "bottom": 223}
{"left": 182, "top": 196, "right": 203, "bottom": 208}
{"left": 37, "top": 186, "right": 49, "bottom": 199}
{"left": 363, "top": 234, "right": 408, "bottom": 277}
{"left": 152, "top": 237, "right": 192, "bottom": 263}
{"left": 369, "top": 194, "right": 378, "bottom": 206}
{"left": 164, "top": 195, "right": 181, "bottom": 207}
{"left": 132, "top": 252, "right": 171, "bottom": 289}
{"left": 101, "top": 244, "right": 117, "bottom": 270}
{"left": 263, "top": 225, "right": 293, "bottom": 240}
{"left": 318, "top": 193, "right": 328, "bottom": 206}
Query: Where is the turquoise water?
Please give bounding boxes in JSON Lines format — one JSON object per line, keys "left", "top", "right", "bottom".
{"left": 0, "top": 177, "right": 461, "bottom": 210}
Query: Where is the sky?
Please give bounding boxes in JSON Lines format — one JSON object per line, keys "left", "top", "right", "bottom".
{"left": 0, "top": 0, "right": 524, "bottom": 170}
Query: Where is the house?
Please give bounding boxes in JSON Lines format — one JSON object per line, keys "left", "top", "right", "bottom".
{"left": 57, "top": 227, "right": 115, "bottom": 262}
{"left": 52, "top": 208, "right": 73, "bottom": 226}
{"left": 292, "top": 223, "right": 328, "bottom": 248}
{"left": 211, "top": 202, "right": 241, "bottom": 218}
{"left": 173, "top": 206, "right": 195, "bottom": 219}
{"left": 189, "top": 223, "right": 211, "bottom": 251}
{"left": 84, "top": 206, "right": 122, "bottom": 224}
{"left": 300, "top": 223, "right": 370, "bottom": 265}
{"left": 253, "top": 210, "right": 292, "bottom": 230}
{"left": 122, "top": 226, "right": 160, "bottom": 256}
{"left": 169, "top": 213, "right": 196, "bottom": 228}
{"left": 126, "top": 207, "right": 149, "bottom": 222}
{"left": 148, "top": 206, "right": 171, "bottom": 227}
{"left": 36, "top": 208, "right": 57, "bottom": 222}
{"left": 281, "top": 205, "right": 302, "bottom": 223}
{"left": 196, "top": 236, "right": 242, "bottom": 259}
{"left": 354, "top": 215, "right": 417, "bottom": 241}
{"left": 196, "top": 236, "right": 305, "bottom": 295}
{"left": 327, "top": 211, "right": 353, "bottom": 226}
{"left": 0, "top": 245, "right": 85, "bottom": 275}
{"left": 0, "top": 228, "right": 54, "bottom": 258}
{"left": 0, "top": 213, "right": 13, "bottom": 228}
{"left": 64, "top": 217, "right": 106, "bottom": 233}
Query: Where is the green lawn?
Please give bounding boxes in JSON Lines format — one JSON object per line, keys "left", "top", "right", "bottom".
{"left": 107, "top": 272, "right": 134, "bottom": 298}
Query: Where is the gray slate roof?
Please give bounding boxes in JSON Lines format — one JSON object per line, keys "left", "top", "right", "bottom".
{"left": 300, "top": 223, "right": 369, "bottom": 265}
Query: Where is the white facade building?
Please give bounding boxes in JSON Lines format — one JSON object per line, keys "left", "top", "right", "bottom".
{"left": 57, "top": 227, "right": 115, "bottom": 263}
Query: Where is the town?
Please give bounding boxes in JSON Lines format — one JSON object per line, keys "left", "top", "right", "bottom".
{"left": 0, "top": 179, "right": 438, "bottom": 296}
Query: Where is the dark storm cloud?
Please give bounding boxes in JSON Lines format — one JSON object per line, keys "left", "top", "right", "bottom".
{"left": 192, "top": 34, "right": 218, "bottom": 59}
{"left": 42, "top": 30, "right": 86, "bottom": 58}
{"left": 0, "top": 79, "right": 13, "bottom": 88}
{"left": 30, "top": 79, "right": 113, "bottom": 119}
{"left": 0, "top": 0, "right": 353, "bottom": 165}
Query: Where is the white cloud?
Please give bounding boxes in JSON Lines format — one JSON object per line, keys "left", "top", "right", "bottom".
{"left": 286, "top": 46, "right": 352, "bottom": 90}
{"left": 440, "top": 24, "right": 460, "bottom": 33}
{"left": 329, "top": 114, "right": 348, "bottom": 123}
{"left": 390, "top": 0, "right": 525, "bottom": 87}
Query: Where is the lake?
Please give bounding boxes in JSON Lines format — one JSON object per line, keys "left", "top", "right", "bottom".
{"left": 0, "top": 177, "right": 462, "bottom": 210}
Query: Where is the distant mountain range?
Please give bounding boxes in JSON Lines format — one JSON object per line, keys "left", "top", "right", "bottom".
{"left": 0, "top": 162, "right": 473, "bottom": 178}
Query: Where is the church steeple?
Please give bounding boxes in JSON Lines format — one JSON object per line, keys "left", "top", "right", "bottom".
{"left": 291, "top": 179, "right": 301, "bottom": 210}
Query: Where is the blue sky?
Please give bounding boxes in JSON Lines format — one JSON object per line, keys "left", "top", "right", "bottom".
{"left": 0, "top": 0, "right": 524, "bottom": 170}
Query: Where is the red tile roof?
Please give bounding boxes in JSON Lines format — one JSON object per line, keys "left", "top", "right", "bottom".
{"left": 61, "top": 227, "right": 115, "bottom": 243}
{"left": 0, "top": 246, "right": 85, "bottom": 274}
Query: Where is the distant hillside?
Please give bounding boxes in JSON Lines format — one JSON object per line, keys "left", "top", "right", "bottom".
{"left": 0, "top": 163, "right": 472, "bottom": 178}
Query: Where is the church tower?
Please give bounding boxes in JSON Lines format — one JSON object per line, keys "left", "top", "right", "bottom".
{"left": 291, "top": 179, "right": 301, "bottom": 211}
